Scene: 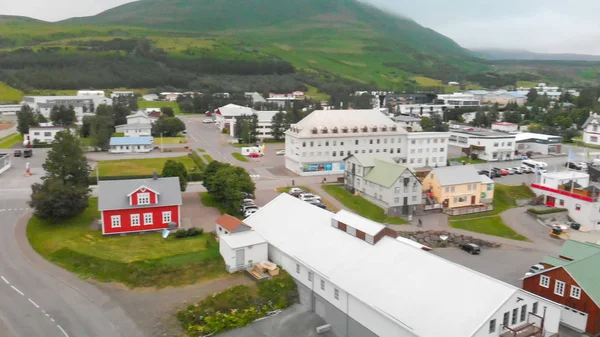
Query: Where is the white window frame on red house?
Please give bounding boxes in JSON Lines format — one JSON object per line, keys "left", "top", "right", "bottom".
{"left": 111, "top": 215, "right": 121, "bottom": 228}
{"left": 144, "top": 213, "right": 153, "bottom": 225}
{"left": 162, "top": 211, "right": 172, "bottom": 223}
{"left": 540, "top": 275, "right": 550, "bottom": 288}
{"left": 554, "top": 280, "right": 565, "bottom": 296}
{"left": 570, "top": 285, "right": 581, "bottom": 299}
{"left": 137, "top": 193, "right": 150, "bottom": 205}
{"left": 131, "top": 214, "right": 140, "bottom": 227}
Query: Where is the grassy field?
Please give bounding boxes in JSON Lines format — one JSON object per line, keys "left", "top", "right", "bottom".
{"left": 27, "top": 198, "right": 226, "bottom": 288}
{"left": 516, "top": 81, "right": 539, "bottom": 88}
{"left": 0, "top": 82, "right": 24, "bottom": 102}
{"left": 305, "top": 84, "right": 330, "bottom": 101}
{"left": 276, "top": 186, "right": 340, "bottom": 212}
{"left": 97, "top": 156, "right": 196, "bottom": 176}
{"left": 138, "top": 101, "right": 182, "bottom": 114}
{"left": 0, "top": 133, "right": 23, "bottom": 149}
{"left": 203, "top": 154, "right": 214, "bottom": 163}
{"left": 321, "top": 185, "right": 407, "bottom": 224}
{"left": 197, "top": 148, "right": 206, "bottom": 152}
{"left": 451, "top": 157, "right": 488, "bottom": 164}
{"left": 157, "top": 137, "right": 187, "bottom": 145}
{"left": 450, "top": 216, "right": 529, "bottom": 241}
{"left": 232, "top": 152, "right": 249, "bottom": 162}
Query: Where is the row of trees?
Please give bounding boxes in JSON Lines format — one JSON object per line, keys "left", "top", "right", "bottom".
{"left": 202, "top": 161, "right": 256, "bottom": 215}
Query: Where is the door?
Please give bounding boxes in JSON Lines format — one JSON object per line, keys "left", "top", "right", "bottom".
{"left": 546, "top": 196, "right": 556, "bottom": 207}
{"left": 313, "top": 295, "right": 326, "bottom": 319}
{"left": 471, "top": 196, "right": 476, "bottom": 205}
{"left": 235, "top": 249, "right": 245, "bottom": 267}
{"left": 560, "top": 306, "right": 588, "bottom": 331}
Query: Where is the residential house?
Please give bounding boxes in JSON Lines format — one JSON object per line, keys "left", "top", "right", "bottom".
{"left": 115, "top": 123, "right": 152, "bottom": 137}
{"left": 422, "top": 165, "right": 495, "bottom": 212}
{"left": 491, "top": 122, "right": 518, "bottom": 133}
{"left": 127, "top": 111, "right": 156, "bottom": 125}
{"left": 215, "top": 214, "right": 251, "bottom": 237}
{"left": 214, "top": 104, "right": 279, "bottom": 140}
{"left": 219, "top": 229, "right": 267, "bottom": 273}
{"left": 582, "top": 112, "right": 600, "bottom": 146}
{"left": 344, "top": 154, "right": 422, "bottom": 217}
{"left": 529, "top": 171, "right": 600, "bottom": 231}
{"left": 449, "top": 129, "right": 516, "bottom": 161}
{"left": 435, "top": 92, "right": 480, "bottom": 107}
{"left": 97, "top": 176, "right": 182, "bottom": 235}
{"left": 523, "top": 240, "right": 600, "bottom": 334}
{"left": 515, "top": 133, "right": 563, "bottom": 155}
{"left": 237, "top": 194, "right": 562, "bottom": 337}
{"left": 284, "top": 109, "right": 450, "bottom": 176}
{"left": 110, "top": 91, "right": 135, "bottom": 100}
{"left": 0, "top": 104, "right": 23, "bottom": 115}
{"left": 27, "top": 126, "right": 66, "bottom": 144}
{"left": 109, "top": 136, "right": 154, "bottom": 153}
{"left": 0, "top": 153, "right": 10, "bottom": 176}
{"left": 393, "top": 104, "right": 445, "bottom": 118}
{"left": 160, "top": 92, "right": 182, "bottom": 101}
{"left": 392, "top": 115, "right": 423, "bottom": 131}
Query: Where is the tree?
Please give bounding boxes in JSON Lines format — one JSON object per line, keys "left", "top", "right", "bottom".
{"left": 29, "top": 178, "right": 90, "bottom": 220}
{"left": 420, "top": 113, "right": 448, "bottom": 132}
{"left": 487, "top": 103, "right": 500, "bottom": 124}
{"left": 560, "top": 91, "right": 573, "bottom": 103}
{"left": 526, "top": 88, "right": 538, "bottom": 104}
{"left": 202, "top": 161, "right": 255, "bottom": 214}
{"left": 162, "top": 160, "right": 189, "bottom": 191}
{"left": 80, "top": 116, "right": 92, "bottom": 138}
{"left": 152, "top": 116, "right": 186, "bottom": 137}
{"left": 502, "top": 110, "right": 522, "bottom": 124}
{"left": 42, "top": 131, "right": 91, "bottom": 187}
{"left": 50, "top": 105, "right": 76, "bottom": 126}
{"left": 160, "top": 107, "right": 175, "bottom": 117}
{"left": 270, "top": 111, "right": 286, "bottom": 141}
{"left": 36, "top": 113, "right": 48, "bottom": 124}
{"left": 16, "top": 104, "right": 37, "bottom": 135}
{"left": 90, "top": 115, "right": 113, "bottom": 151}
{"left": 248, "top": 114, "right": 259, "bottom": 143}
{"left": 112, "top": 103, "right": 130, "bottom": 126}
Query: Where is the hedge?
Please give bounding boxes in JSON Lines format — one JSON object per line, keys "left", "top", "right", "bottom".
{"left": 190, "top": 150, "right": 206, "bottom": 170}
{"left": 89, "top": 173, "right": 202, "bottom": 185}
{"left": 527, "top": 208, "right": 568, "bottom": 215}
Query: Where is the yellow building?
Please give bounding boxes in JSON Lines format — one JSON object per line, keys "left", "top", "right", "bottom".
{"left": 422, "top": 166, "right": 494, "bottom": 209}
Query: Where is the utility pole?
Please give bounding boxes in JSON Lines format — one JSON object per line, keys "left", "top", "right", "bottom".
{"left": 161, "top": 132, "right": 164, "bottom": 153}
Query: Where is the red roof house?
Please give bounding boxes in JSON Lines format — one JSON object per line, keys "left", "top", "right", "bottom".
{"left": 215, "top": 214, "right": 251, "bottom": 237}
{"left": 98, "top": 177, "right": 183, "bottom": 235}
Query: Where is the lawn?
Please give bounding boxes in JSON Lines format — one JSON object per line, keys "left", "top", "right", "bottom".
{"left": 321, "top": 185, "right": 407, "bottom": 224}
{"left": 0, "top": 133, "right": 23, "bottom": 148}
{"left": 305, "top": 84, "right": 330, "bottom": 101}
{"left": 450, "top": 184, "right": 534, "bottom": 220}
{"left": 203, "top": 154, "right": 214, "bottom": 163}
{"left": 157, "top": 137, "right": 187, "bottom": 145}
{"left": 0, "top": 81, "right": 24, "bottom": 102}
{"left": 450, "top": 216, "right": 529, "bottom": 241}
{"left": 27, "top": 198, "right": 226, "bottom": 288}
{"left": 197, "top": 148, "right": 206, "bottom": 152}
{"left": 232, "top": 152, "right": 249, "bottom": 162}
{"left": 97, "top": 156, "right": 197, "bottom": 176}
{"left": 276, "top": 186, "right": 340, "bottom": 212}
{"left": 138, "top": 100, "right": 182, "bottom": 114}
{"left": 451, "top": 157, "right": 487, "bottom": 164}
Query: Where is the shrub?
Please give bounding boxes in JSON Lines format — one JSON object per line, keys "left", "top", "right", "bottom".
{"left": 112, "top": 132, "right": 125, "bottom": 137}
{"left": 190, "top": 150, "right": 206, "bottom": 170}
{"left": 88, "top": 174, "right": 161, "bottom": 185}
{"left": 175, "top": 227, "right": 203, "bottom": 238}
{"left": 527, "top": 208, "right": 568, "bottom": 215}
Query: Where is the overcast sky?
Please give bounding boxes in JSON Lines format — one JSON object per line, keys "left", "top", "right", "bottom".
{"left": 2, "top": 0, "right": 600, "bottom": 54}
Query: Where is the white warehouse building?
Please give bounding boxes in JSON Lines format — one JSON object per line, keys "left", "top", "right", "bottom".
{"left": 284, "top": 109, "right": 450, "bottom": 176}
{"left": 449, "top": 129, "right": 516, "bottom": 161}
{"left": 214, "top": 104, "right": 280, "bottom": 140}
{"left": 241, "top": 194, "right": 562, "bottom": 337}
{"left": 22, "top": 94, "right": 112, "bottom": 121}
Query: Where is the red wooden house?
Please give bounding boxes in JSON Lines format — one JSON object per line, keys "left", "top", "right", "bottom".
{"left": 98, "top": 176, "right": 183, "bottom": 235}
{"left": 522, "top": 240, "right": 600, "bottom": 334}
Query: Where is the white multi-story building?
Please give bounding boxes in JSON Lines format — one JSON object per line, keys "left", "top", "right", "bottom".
{"left": 214, "top": 104, "right": 280, "bottom": 140}
{"left": 77, "top": 90, "right": 105, "bottom": 97}
{"left": 284, "top": 109, "right": 450, "bottom": 176}
{"left": 110, "top": 91, "right": 135, "bottom": 100}
{"left": 449, "top": 129, "right": 516, "bottom": 161}
{"left": 240, "top": 194, "right": 562, "bottom": 337}
{"left": 392, "top": 115, "right": 422, "bottom": 131}
{"left": 115, "top": 123, "right": 152, "bottom": 137}
{"left": 436, "top": 92, "right": 480, "bottom": 107}
{"left": 582, "top": 112, "right": 600, "bottom": 146}
{"left": 0, "top": 104, "right": 22, "bottom": 115}
{"left": 22, "top": 93, "right": 112, "bottom": 121}
{"left": 27, "top": 126, "right": 66, "bottom": 144}
{"left": 394, "top": 104, "right": 445, "bottom": 117}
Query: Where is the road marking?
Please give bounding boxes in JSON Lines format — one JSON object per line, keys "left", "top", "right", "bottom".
{"left": 28, "top": 298, "right": 40, "bottom": 308}
{"left": 50, "top": 318, "right": 55, "bottom": 322}
{"left": 57, "top": 325, "right": 69, "bottom": 337}
{"left": 45, "top": 313, "right": 50, "bottom": 317}
{"left": 1, "top": 276, "right": 9, "bottom": 284}
{"left": 10, "top": 285, "right": 24, "bottom": 296}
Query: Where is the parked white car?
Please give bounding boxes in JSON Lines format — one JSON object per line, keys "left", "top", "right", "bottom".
{"left": 244, "top": 208, "right": 258, "bottom": 217}
{"left": 520, "top": 166, "right": 533, "bottom": 173}
{"left": 202, "top": 119, "right": 214, "bottom": 124}
{"left": 276, "top": 150, "right": 285, "bottom": 156}
{"left": 299, "top": 193, "right": 321, "bottom": 202}
{"left": 289, "top": 187, "right": 306, "bottom": 194}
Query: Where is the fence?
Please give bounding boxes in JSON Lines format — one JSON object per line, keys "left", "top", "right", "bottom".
{"left": 444, "top": 204, "right": 494, "bottom": 216}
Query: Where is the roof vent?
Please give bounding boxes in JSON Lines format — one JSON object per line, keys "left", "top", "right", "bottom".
{"left": 152, "top": 170, "right": 158, "bottom": 180}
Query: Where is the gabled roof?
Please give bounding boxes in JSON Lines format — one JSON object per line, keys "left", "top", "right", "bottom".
{"left": 115, "top": 123, "right": 152, "bottom": 130}
{"left": 332, "top": 209, "right": 384, "bottom": 236}
{"left": 244, "top": 194, "right": 520, "bottom": 337}
{"left": 109, "top": 136, "right": 153, "bottom": 146}
{"left": 562, "top": 253, "right": 600, "bottom": 306}
{"left": 429, "top": 165, "right": 481, "bottom": 186}
{"left": 216, "top": 104, "right": 254, "bottom": 117}
{"left": 127, "top": 111, "right": 151, "bottom": 119}
{"left": 220, "top": 230, "right": 266, "bottom": 249}
{"left": 126, "top": 185, "right": 160, "bottom": 197}
{"left": 364, "top": 159, "right": 413, "bottom": 188}
{"left": 582, "top": 113, "right": 599, "bottom": 128}
{"left": 216, "top": 214, "right": 249, "bottom": 232}
{"left": 556, "top": 240, "right": 600, "bottom": 261}
{"left": 480, "top": 175, "right": 494, "bottom": 184}
{"left": 98, "top": 177, "right": 182, "bottom": 211}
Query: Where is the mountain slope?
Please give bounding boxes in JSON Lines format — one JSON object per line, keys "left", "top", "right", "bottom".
{"left": 474, "top": 48, "right": 600, "bottom": 62}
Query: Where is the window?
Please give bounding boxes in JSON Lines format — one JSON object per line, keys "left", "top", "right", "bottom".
{"left": 559, "top": 199, "right": 564, "bottom": 206}
{"left": 494, "top": 142, "right": 499, "bottom": 147}
{"left": 340, "top": 141, "right": 344, "bottom": 146}
{"left": 445, "top": 187, "right": 449, "bottom": 193}
{"left": 369, "top": 139, "right": 373, "bottom": 144}
{"left": 137, "top": 192, "right": 150, "bottom": 205}
{"left": 507, "top": 142, "right": 513, "bottom": 146}
{"left": 143, "top": 213, "right": 153, "bottom": 225}
{"left": 576, "top": 204, "right": 581, "bottom": 211}
{"left": 44, "top": 132, "right": 51, "bottom": 137}
{"left": 554, "top": 280, "right": 565, "bottom": 296}
{"left": 394, "top": 197, "right": 400, "bottom": 203}
{"left": 397, "top": 148, "right": 401, "bottom": 154}
{"left": 502, "top": 312, "right": 509, "bottom": 328}
{"left": 440, "top": 148, "right": 445, "bottom": 152}
{"left": 412, "top": 196, "right": 417, "bottom": 202}
{"left": 334, "top": 288, "right": 339, "bottom": 300}
{"left": 395, "top": 187, "right": 400, "bottom": 194}
{"left": 308, "top": 271, "right": 313, "bottom": 282}
{"left": 340, "top": 151, "right": 344, "bottom": 156}
{"left": 377, "top": 139, "right": 380, "bottom": 144}
{"left": 411, "top": 140, "right": 416, "bottom": 144}
{"left": 111, "top": 215, "right": 121, "bottom": 228}
{"left": 162, "top": 211, "right": 171, "bottom": 223}
{"left": 451, "top": 186, "right": 455, "bottom": 192}
{"left": 532, "top": 302, "right": 538, "bottom": 315}
{"left": 570, "top": 286, "right": 581, "bottom": 299}
{"left": 369, "top": 150, "right": 373, "bottom": 153}
{"left": 320, "top": 280, "right": 325, "bottom": 290}
{"left": 417, "top": 158, "right": 422, "bottom": 164}
{"left": 296, "top": 264, "right": 300, "bottom": 274}
{"left": 130, "top": 214, "right": 140, "bottom": 227}
{"left": 302, "top": 142, "right": 306, "bottom": 147}
{"left": 332, "top": 151, "right": 337, "bottom": 157}
{"left": 592, "top": 136, "right": 599, "bottom": 143}
{"left": 310, "top": 141, "right": 314, "bottom": 147}
{"left": 489, "top": 319, "right": 496, "bottom": 333}
{"left": 511, "top": 308, "right": 517, "bottom": 325}
{"left": 540, "top": 275, "right": 550, "bottom": 288}
{"left": 520, "top": 305, "right": 527, "bottom": 322}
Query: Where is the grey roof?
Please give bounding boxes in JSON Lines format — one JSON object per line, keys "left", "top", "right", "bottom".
{"left": 115, "top": 123, "right": 152, "bottom": 130}
{"left": 98, "top": 177, "right": 182, "bottom": 211}
{"left": 346, "top": 154, "right": 396, "bottom": 167}
{"left": 431, "top": 165, "right": 481, "bottom": 186}
{"left": 582, "top": 113, "right": 599, "bottom": 128}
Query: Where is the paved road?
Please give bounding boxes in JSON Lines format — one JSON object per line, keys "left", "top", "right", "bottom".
{"left": 0, "top": 163, "right": 143, "bottom": 337}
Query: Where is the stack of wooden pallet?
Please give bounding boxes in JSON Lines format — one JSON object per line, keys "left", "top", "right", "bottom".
{"left": 257, "top": 261, "right": 280, "bottom": 276}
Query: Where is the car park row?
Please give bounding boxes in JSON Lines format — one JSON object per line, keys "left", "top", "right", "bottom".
{"left": 288, "top": 188, "right": 328, "bottom": 210}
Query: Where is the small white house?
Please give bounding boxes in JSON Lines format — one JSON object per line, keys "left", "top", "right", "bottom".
{"left": 115, "top": 123, "right": 152, "bottom": 137}
{"left": 219, "top": 229, "right": 267, "bottom": 272}
{"left": 0, "top": 153, "right": 11, "bottom": 176}
{"left": 127, "top": 111, "right": 155, "bottom": 125}
{"left": 216, "top": 214, "right": 252, "bottom": 237}
{"left": 109, "top": 136, "right": 154, "bottom": 153}
{"left": 28, "top": 126, "right": 65, "bottom": 144}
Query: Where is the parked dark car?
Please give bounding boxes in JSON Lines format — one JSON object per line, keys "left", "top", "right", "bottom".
{"left": 308, "top": 201, "right": 327, "bottom": 210}
{"left": 459, "top": 243, "right": 481, "bottom": 255}
{"left": 478, "top": 170, "right": 499, "bottom": 178}
{"left": 13, "top": 150, "right": 22, "bottom": 157}
{"left": 241, "top": 192, "right": 255, "bottom": 199}
{"left": 565, "top": 162, "right": 585, "bottom": 170}
{"left": 23, "top": 149, "right": 32, "bottom": 158}
{"left": 569, "top": 222, "right": 581, "bottom": 230}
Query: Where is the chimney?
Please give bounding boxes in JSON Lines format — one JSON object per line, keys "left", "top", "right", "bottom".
{"left": 152, "top": 170, "right": 158, "bottom": 180}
